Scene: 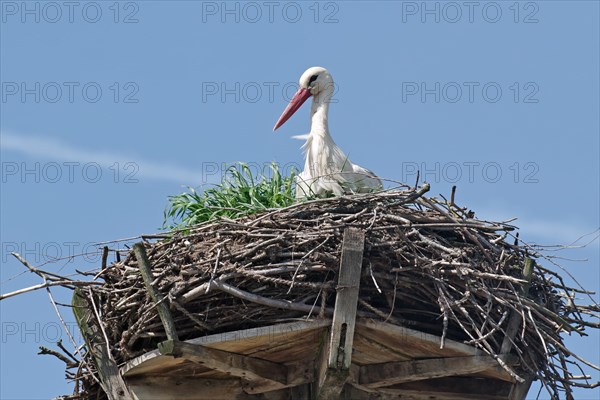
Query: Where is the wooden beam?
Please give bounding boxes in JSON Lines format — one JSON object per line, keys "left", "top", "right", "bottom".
{"left": 158, "top": 339, "right": 289, "bottom": 393}
{"left": 359, "top": 355, "right": 518, "bottom": 388}
{"left": 134, "top": 242, "right": 179, "bottom": 342}
{"left": 328, "top": 227, "right": 365, "bottom": 369}
{"left": 317, "top": 227, "right": 365, "bottom": 399}
{"left": 72, "top": 289, "right": 134, "bottom": 400}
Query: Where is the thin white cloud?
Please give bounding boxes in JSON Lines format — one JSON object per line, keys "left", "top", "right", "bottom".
{"left": 1, "top": 131, "right": 215, "bottom": 185}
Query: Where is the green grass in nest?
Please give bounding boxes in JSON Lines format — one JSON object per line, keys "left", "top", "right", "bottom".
{"left": 163, "top": 162, "right": 299, "bottom": 229}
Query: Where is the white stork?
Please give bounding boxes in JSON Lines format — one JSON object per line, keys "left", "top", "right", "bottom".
{"left": 273, "top": 66, "right": 382, "bottom": 199}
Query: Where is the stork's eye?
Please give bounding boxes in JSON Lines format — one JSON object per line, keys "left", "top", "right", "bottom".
{"left": 308, "top": 74, "right": 319, "bottom": 85}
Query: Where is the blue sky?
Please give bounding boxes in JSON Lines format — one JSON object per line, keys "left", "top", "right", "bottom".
{"left": 1, "top": 1, "right": 598, "bottom": 399}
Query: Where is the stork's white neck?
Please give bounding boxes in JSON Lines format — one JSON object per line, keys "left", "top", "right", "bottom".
{"left": 309, "top": 85, "right": 334, "bottom": 138}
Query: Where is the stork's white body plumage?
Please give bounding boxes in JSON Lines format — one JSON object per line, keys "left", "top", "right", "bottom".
{"left": 274, "top": 67, "right": 382, "bottom": 199}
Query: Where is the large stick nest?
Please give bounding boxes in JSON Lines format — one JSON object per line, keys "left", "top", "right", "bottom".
{"left": 67, "top": 187, "right": 597, "bottom": 399}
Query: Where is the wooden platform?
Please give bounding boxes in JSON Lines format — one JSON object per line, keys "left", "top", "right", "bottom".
{"left": 119, "top": 318, "right": 526, "bottom": 400}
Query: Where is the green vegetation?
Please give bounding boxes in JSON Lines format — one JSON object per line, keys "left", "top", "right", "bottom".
{"left": 164, "top": 163, "right": 298, "bottom": 229}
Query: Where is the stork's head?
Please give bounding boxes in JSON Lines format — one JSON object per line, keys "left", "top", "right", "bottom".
{"left": 299, "top": 66, "right": 333, "bottom": 96}
{"left": 273, "top": 66, "right": 332, "bottom": 131}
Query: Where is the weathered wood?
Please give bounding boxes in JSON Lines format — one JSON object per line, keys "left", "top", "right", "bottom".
{"left": 72, "top": 289, "right": 134, "bottom": 400}
{"left": 158, "top": 339, "right": 289, "bottom": 393}
{"left": 133, "top": 242, "right": 179, "bottom": 341}
{"left": 328, "top": 227, "right": 365, "bottom": 369}
{"left": 500, "top": 258, "right": 534, "bottom": 355}
{"left": 317, "top": 227, "right": 365, "bottom": 399}
{"left": 359, "top": 355, "right": 518, "bottom": 388}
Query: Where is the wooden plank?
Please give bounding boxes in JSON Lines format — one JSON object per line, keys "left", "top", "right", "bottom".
{"left": 72, "top": 289, "right": 134, "bottom": 400}
{"left": 133, "top": 242, "right": 179, "bottom": 341}
{"left": 328, "top": 227, "right": 365, "bottom": 369}
{"left": 359, "top": 355, "right": 518, "bottom": 388}
{"left": 317, "top": 228, "right": 365, "bottom": 399}
{"left": 158, "top": 339, "right": 289, "bottom": 393}
{"left": 126, "top": 376, "right": 254, "bottom": 400}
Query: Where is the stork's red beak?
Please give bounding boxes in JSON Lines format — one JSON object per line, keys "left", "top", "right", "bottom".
{"left": 273, "top": 88, "right": 312, "bottom": 131}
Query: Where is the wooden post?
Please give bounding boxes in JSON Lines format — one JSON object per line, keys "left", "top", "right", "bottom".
{"left": 133, "top": 242, "right": 179, "bottom": 342}
{"left": 72, "top": 289, "right": 134, "bottom": 400}
{"left": 316, "top": 227, "right": 365, "bottom": 399}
